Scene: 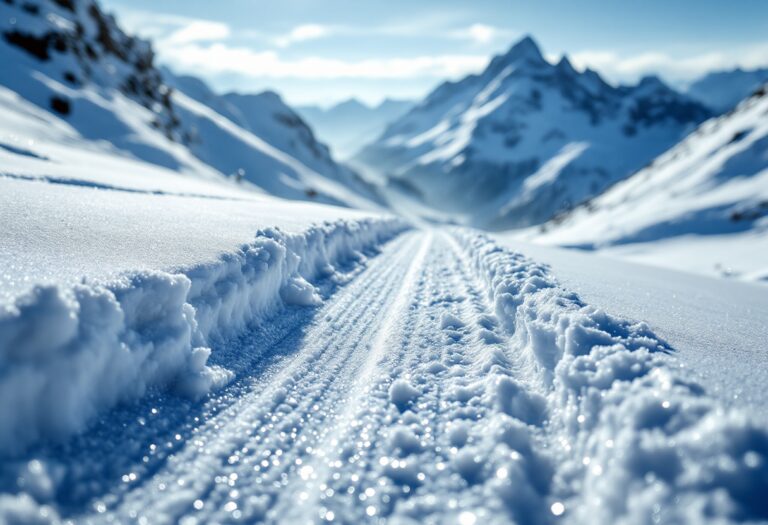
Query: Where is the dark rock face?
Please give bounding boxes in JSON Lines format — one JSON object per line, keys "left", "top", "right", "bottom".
{"left": 49, "top": 95, "right": 70, "bottom": 114}
{"left": 2, "top": 0, "right": 183, "bottom": 141}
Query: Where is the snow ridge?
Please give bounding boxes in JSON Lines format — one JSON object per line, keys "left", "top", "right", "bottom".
{"left": 454, "top": 230, "right": 768, "bottom": 523}
{"left": 0, "top": 218, "right": 406, "bottom": 456}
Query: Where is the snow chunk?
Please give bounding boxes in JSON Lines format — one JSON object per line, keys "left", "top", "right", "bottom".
{"left": 440, "top": 312, "right": 465, "bottom": 330}
{"left": 280, "top": 276, "right": 322, "bottom": 306}
{"left": 453, "top": 447, "right": 485, "bottom": 484}
{"left": 389, "top": 379, "right": 420, "bottom": 411}
{"left": 447, "top": 421, "right": 470, "bottom": 448}
{"left": 388, "top": 425, "right": 423, "bottom": 456}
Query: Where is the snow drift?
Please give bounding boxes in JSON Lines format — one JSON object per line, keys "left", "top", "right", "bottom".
{"left": 452, "top": 230, "right": 768, "bottom": 523}
{"left": 0, "top": 218, "right": 406, "bottom": 456}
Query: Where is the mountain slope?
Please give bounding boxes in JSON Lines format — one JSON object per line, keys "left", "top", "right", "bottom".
{"left": 163, "top": 71, "right": 385, "bottom": 208}
{"left": 529, "top": 84, "right": 768, "bottom": 281}
{"left": 355, "top": 36, "right": 710, "bottom": 229}
{"left": 297, "top": 98, "right": 414, "bottom": 159}
{"left": 0, "top": 0, "right": 381, "bottom": 208}
{"left": 688, "top": 67, "right": 768, "bottom": 113}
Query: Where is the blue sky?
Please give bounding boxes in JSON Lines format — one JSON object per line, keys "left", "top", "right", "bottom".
{"left": 102, "top": 0, "right": 768, "bottom": 107}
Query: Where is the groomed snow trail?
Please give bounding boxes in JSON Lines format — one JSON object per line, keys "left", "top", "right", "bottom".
{"left": 2, "top": 229, "right": 767, "bottom": 524}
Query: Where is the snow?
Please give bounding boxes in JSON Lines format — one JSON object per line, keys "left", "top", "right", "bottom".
{"left": 491, "top": 237, "right": 768, "bottom": 412}
{"left": 0, "top": 174, "right": 404, "bottom": 454}
{"left": 1, "top": 3, "right": 767, "bottom": 523}
{"left": 527, "top": 85, "right": 768, "bottom": 283}
{"left": 355, "top": 35, "right": 710, "bottom": 228}
{"left": 2, "top": 228, "right": 765, "bottom": 524}
{"left": 454, "top": 230, "right": 768, "bottom": 524}
{"left": 388, "top": 379, "right": 421, "bottom": 411}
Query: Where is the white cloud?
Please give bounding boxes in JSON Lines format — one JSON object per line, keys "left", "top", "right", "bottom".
{"left": 465, "top": 24, "right": 496, "bottom": 44}
{"left": 157, "top": 42, "right": 489, "bottom": 80}
{"left": 162, "top": 21, "right": 231, "bottom": 45}
{"left": 449, "top": 24, "right": 515, "bottom": 45}
{"left": 570, "top": 43, "right": 768, "bottom": 84}
{"left": 274, "top": 24, "right": 331, "bottom": 48}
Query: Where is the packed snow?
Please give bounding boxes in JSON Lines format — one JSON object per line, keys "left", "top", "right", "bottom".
{"left": 1, "top": 230, "right": 766, "bottom": 524}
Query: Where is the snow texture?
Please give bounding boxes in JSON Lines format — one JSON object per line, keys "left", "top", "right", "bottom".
{"left": 0, "top": 218, "right": 405, "bottom": 455}
{"left": 1, "top": 230, "right": 764, "bottom": 525}
{"left": 453, "top": 230, "right": 768, "bottom": 524}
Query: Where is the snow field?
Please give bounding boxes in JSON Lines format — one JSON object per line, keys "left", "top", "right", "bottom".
{"left": 0, "top": 218, "right": 406, "bottom": 456}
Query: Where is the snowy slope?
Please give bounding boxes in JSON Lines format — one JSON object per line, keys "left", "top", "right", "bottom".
{"left": 0, "top": 84, "right": 250, "bottom": 197}
{"left": 297, "top": 98, "right": 414, "bottom": 160}
{"left": 0, "top": 76, "right": 406, "bottom": 455}
{"left": 528, "top": 84, "right": 768, "bottom": 282}
{"left": 0, "top": 0, "right": 220, "bottom": 175}
{"left": 688, "top": 67, "right": 768, "bottom": 113}
{"left": 355, "top": 36, "right": 710, "bottom": 229}
{"left": 163, "top": 71, "right": 386, "bottom": 208}
{"left": 0, "top": 0, "right": 382, "bottom": 208}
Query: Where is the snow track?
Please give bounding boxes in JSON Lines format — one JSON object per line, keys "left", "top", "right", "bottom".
{"left": 1, "top": 230, "right": 766, "bottom": 524}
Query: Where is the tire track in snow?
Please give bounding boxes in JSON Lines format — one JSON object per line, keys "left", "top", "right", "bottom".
{"left": 269, "top": 231, "right": 434, "bottom": 522}
{"left": 269, "top": 230, "right": 554, "bottom": 524}
{"left": 9, "top": 228, "right": 767, "bottom": 525}
{"left": 86, "top": 231, "right": 426, "bottom": 523}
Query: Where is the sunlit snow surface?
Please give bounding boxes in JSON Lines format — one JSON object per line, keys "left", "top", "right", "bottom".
{"left": 1, "top": 228, "right": 767, "bottom": 524}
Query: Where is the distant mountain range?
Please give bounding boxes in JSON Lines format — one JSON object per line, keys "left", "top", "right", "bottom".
{"left": 354, "top": 36, "right": 712, "bottom": 229}
{"left": 0, "top": 0, "right": 382, "bottom": 208}
{"left": 530, "top": 83, "right": 768, "bottom": 281}
{"left": 687, "top": 67, "right": 768, "bottom": 113}
{"left": 3, "top": 0, "right": 766, "bottom": 253}
{"left": 296, "top": 98, "right": 414, "bottom": 160}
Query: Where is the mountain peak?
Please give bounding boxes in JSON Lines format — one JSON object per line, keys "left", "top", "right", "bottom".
{"left": 484, "top": 35, "right": 546, "bottom": 77}
{"left": 637, "top": 75, "right": 668, "bottom": 90}
{"left": 556, "top": 55, "right": 577, "bottom": 76}
{"left": 334, "top": 98, "right": 370, "bottom": 111}
{"left": 504, "top": 35, "right": 545, "bottom": 63}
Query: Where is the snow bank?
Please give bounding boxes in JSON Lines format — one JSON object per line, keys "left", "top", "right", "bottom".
{"left": 0, "top": 218, "right": 405, "bottom": 456}
{"left": 454, "top": 230, "right": 768, "bottom": 523}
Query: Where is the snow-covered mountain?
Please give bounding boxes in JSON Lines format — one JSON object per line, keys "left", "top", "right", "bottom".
{"left": 688, "top": 67, "right": 768, "bottom": 113}
{"left": 0, "top": 0, "right": 381, "bottom": 208}
{"left": 529, "top": 84, "right": 768, "bottom": 281}
{"left": 163, "top": 71, "right": 385, "bottom": 208}
{"left": 355, "top": 36, "right": 711, "bottom": 229}
{"left": 297, "top": 98, "right": 414, "bottom": 159}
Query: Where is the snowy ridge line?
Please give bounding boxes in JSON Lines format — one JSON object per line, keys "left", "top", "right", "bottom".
{"left": 453, "top": 230, "right": 768, "bottom": 523}
{"left": 0, "top": 172, "right": 251, "bottom": 202}
{"left": 0, "top": 217, "right": 407, "bottom": 457}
